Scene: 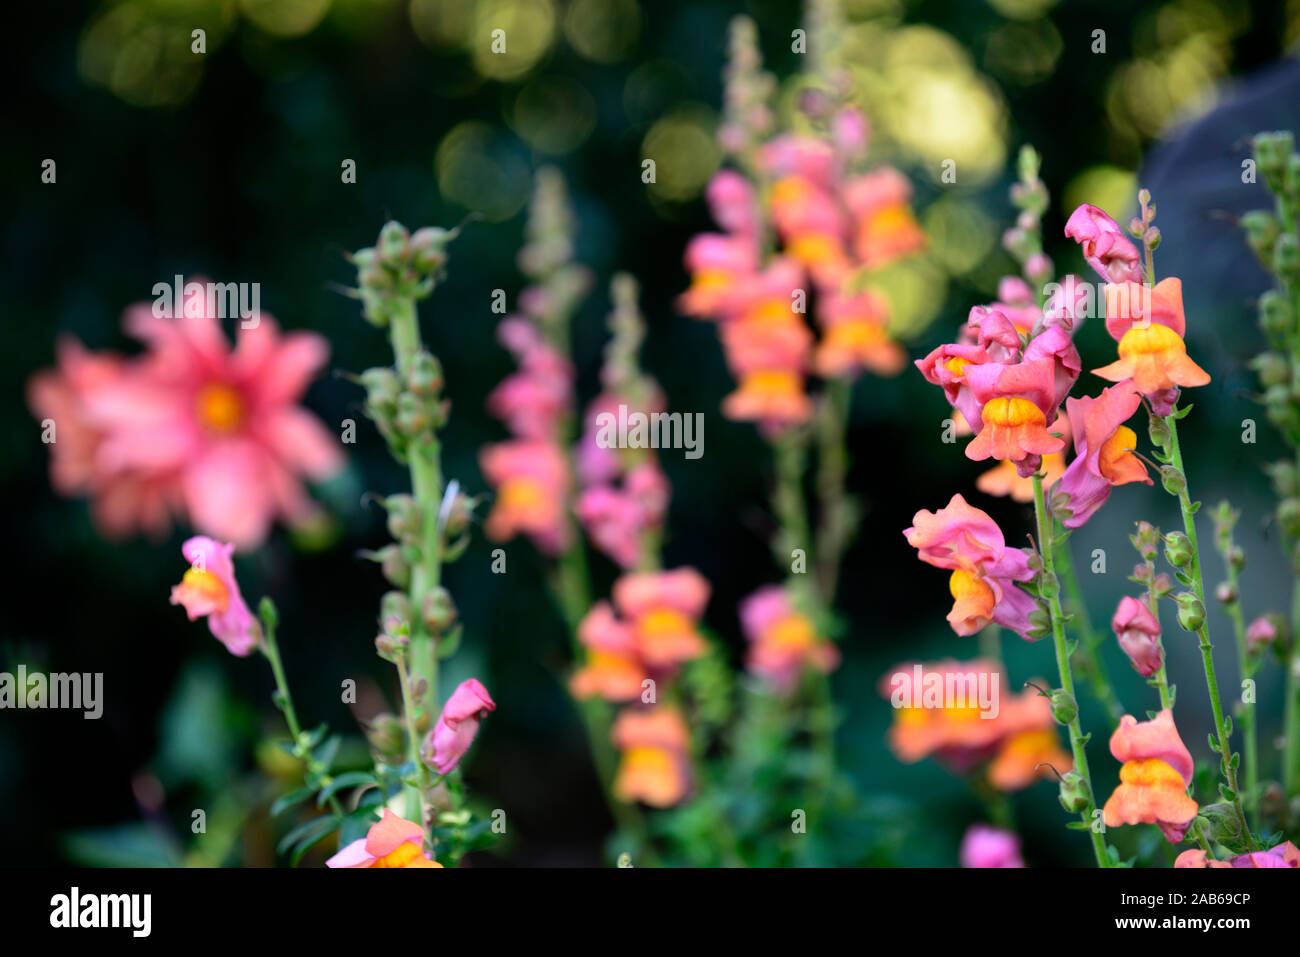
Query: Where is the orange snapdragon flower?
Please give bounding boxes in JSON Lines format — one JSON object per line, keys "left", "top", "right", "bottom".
{"left": 1093, "top": 278, "right": 1210, "bottom": 396}
{"left": 1102, "top": 710, "right": 1199, "bottom": 843}
{"left": 611, "top": 705, "right": 691, "bottom": 807}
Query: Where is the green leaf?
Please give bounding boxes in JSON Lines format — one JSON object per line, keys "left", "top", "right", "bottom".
{"left": 316, "top": 771, "right": 376, "bottom": 807}
{"left": 276, "top": 814, "right": 340, "bottom": 860}
{"left": 313, "top": 734, "right": 342, "bottom": 771}
{"left": 271, "top": 787, "right": 316, "bottom": 818}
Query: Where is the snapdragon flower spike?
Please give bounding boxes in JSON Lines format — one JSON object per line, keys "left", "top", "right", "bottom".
{"left": 903, "top": 494, "right": 1039, "bottom": 639}
{"left": 678, "top": 233, "right": 759, "bottom": 318}
{"left": 1054, "top": 381, "right": 1150, "bottom": 528}
{"left": 423, "top": 678, "right": 495, "bottom": 775}
{"left": 326, "top": 809, "right": 442, "bottom": 868}
{"left": 1064, "top": 204, "right": 1145, "bottom": 284}
{"left": 1111, "top": 596, "right": 1163, "bottom": 677}
{"left": 1102, "top": 709, "right": 1198, "bottom": 843}
{"left": 1093, "top": 278, "right": 1210, "bottom": 408}
{"left": 739, "top": 585, "right": 839, "bottom": 694}
{"left": 611, "top": 705, "right": 691, "bottom": 807}
{"left": 960, "top": 824, "right": 1025, "bottom": 868}
{"left": 169, "top": 536, "right": 258, "bottom": 656}
{"left": 570, "top": 601, "right": 647, "bottom": 702}
{"left": 843, "top": 166, "right": 926, "bottom": 268}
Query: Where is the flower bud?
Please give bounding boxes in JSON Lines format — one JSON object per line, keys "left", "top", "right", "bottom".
{"left": 407, "top": 350, "right": 444, "bottom": 397}
{"left": 384, "top": 493, "right": 422, "bottom": 542}
{"left": 1130, "top": 521, "right": 1161, "bottom": 559}
{"left": 421, "top": 586, "right": 458, "bottom": 634}
{"left": 1267, "top": 460, "right": 1299, "bottom": 498}
{"left": 1275, "top": 232, "right": 1300, "bottom": 281}
{"left": 378, "top": 220, "right": 411, "bottom": 266}
{"left": 1215, "top": 581, "right": 1238, "bottom": 605}
{"left": 1112, "top": 596, "right": 1163, "bottom": 677}
{"left": 1058, "top": 770, "right": 1091, "bottom": 813}
{"left": 380, "top": 590, "right": 412, "bottom": 625}
{"left": 1037, "top": 569, "right": 1059, "bottom": 601}
{"left": 1245, "top": 615, "right": 1280, "bottom": 655}
{"left": 1175, "top": 591, "right": 1205, "bottom": 632}
{"left": 1164, "top": 532, "right": 1192, "bottom": 568}
{"left": 1050, "top": 690, "right": 1077, "bottom": 725}
{"left": 360, "top": 367, "right": 401, "bottom": 413}
{"left": 1159, "top": 465, "right": 1187, "bottom": 496}
{"left": 365, "top": 713, "right": 404, "bottom": 757}
{"left": 1148, "top": 414, "right": 1171, "bottom": 448}
{"left": 1250, "top": 351, "right": 1289, "bottom": 387}
{"left": 1198, "top": 802, "right": 1242, "bottom": 844}
{"left": 410, "top": 226, "right": 454, "bottom": 273}
{"left": 372, "top": 544, "right": 410, "bottom": 589}
{"left": 395, "top": 391, "right": 433, "bottom": 437}
{"left": 1258, "top": 290, "right": 1292, "bottom": 337}
{"left": 1239, "top": 210, "right": 1280, "bottom": 263}
{"left": 1151, "top": 573, "right": 1174, "bottom": 599}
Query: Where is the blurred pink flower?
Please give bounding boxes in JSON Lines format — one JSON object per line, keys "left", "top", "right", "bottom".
{"left": 960, "top": 824, "right": 1024, "bottom": 868}
{"left": 29, "top": 299, "right": 342, "bottom": 548}
{"left": 480, "top": 439, "right": 572, "bottom": 554}
{"left": 739, "top": 585, "right": 838, "bottom": 693}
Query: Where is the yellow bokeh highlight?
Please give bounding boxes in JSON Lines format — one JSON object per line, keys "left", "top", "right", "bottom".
{"left": 642, "top": 107, "right": 720, "bottom": 203}
{"left": 563, "top": 0, "right": 640, "bottom": 64}
{"left": 509, "top": 76, "right": 597, "bottom": 154}
{"left": 470, "top": 0, "right": 556, "bottom": 81}
{"left": 922, "top": 196, "right": 998, "bottom": 275}
{"left": 435, "top": 122, "right": 532, "bottom": 221}
{"left": 239, "top": 0, "right": 332, "bottom": 36}
{"left": 1062, "top": 166, "right": 1137, "bottom": 228}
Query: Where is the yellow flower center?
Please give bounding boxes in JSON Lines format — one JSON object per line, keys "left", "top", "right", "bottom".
{"left": 641, "top": 607, "right": 693, "bottom": 639}
{"left": 179, "top": 568, "right": 230, "bottom": 613}
{"left": 741, "top": 369, "right": 802, "bottom": 395}
{"left": 372, "top": 841, "right": 424, "bottom": 868}
{"left": 1118, "top": 757, "right": 1185, "bottom": 788}
{"left": 765, "top": 613, "right": 817, "bottom": 650}
{"left": 196, "top": 383, "right": 245, "bottom": 434}
{"left": 1098, "top": 425, "right": 1138, "bottom": 478}
{"left": 1117, "top": 323, "right": 1183, "bottom": 358}
{"left": 690, "top": 269, "right": 733, "bottom": 293}
{"left": 981, "top": 396, "right": 1044, "bottom": 428}
{"left": 499, "top": 477, "right": 546, "bottom": 513}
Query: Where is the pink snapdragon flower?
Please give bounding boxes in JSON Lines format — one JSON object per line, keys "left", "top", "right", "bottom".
{"left": 960, "top": 824, "right": 1025, "bottom": 868}
{"left": 480, "top": 440, "right": 572, "bottom": 554}
{"left": 326, "top": 809, "right": 440, "bottom": 868}
{"left": 1111, "top": 596, "right": 1163, "bottom": 677}
{"left": 1102, "top": 710, "right": 1198, "bottom": 843}
{"left": 169, "top": 535, "right": 259, "bottom": 656}
{"left": 424, "top": 678, "right": 496, "bottom": 775}
{"left": 1054, "top": 381, "right": 1150, "bottom": 528}
{"left": 739, "top": 585, "right": 839, "bottom": 693}
{"left": 903, "top": 494, "right": 1039, "bottom": 639}
{"left": 1064, "top": 204, "right": 1144, "bottom": 284}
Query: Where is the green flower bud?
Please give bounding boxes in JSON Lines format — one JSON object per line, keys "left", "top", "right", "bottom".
{"left": 378, "top": 220, "right": 411, "bottom": 265}
{"left": 384, "top": 493, "right": 422, "bottom": 542}
{"left": 1175, "top": 591, "right": 1205, "bottom": 632}
{"left": 1050, "top": 690, "right": 1077, "bottom": 725}
{"left": 380, "top": 590, "right": 412, "bottom": 625}
{"left": 1164, "top": 531, "right": 1192, "bottom": 568}
{"left": 1159, "top": 465, "right": 1187, "bottom": 496}
{"left": 1250, "top": 351, "right": 1289, "bottom": 387}
{"left": 1199, "top": 802, "right": 1242, "bottom": 845}
{"left": 395, "top": 391, "right": 433, "bottom": 438}
{"left": 1240, "top": 210, "right": 1280, "bottom": 264}
{"left": 1274, "top": 233, "right": 1300, "bottom": 281}
{"left": 1058, "top": 770, "right": 1091, "bottom": 813}
{"left": 408, "top": 350, "right": 444, "bottom": 397}
{"left": 1258, "top": 290, "right": 1293, "bottom": 337}
{"left": 422, "top": 586, "right": 458, "bottom": 634}
{"left": 1148, "top": 414, "right": 1171, "bottom": 448}
{"left": 1038, "top": 570, "right": 1060, "bottom": 600}
{"left": 1266, "top": 460, "right": 1300, "bottom": 497}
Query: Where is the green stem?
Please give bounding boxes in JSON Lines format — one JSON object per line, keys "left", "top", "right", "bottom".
{"left": 1142, "top": 558, "right": 1174, "bottom": 712}
{"left": 548, "top": 540, "right": 659, "bottom": 866}
{"left": 387, "top": 295, "right": 445, "bottom": 832}
{"left": 1056, "top": 537, "right": 1124, "bottom": 726}
{"left": 1033, "top": 475, "right": 1111, "bottom": 867}
{"left": 1161, "top": 411, "right": 1254, "bottom": 847}
{"left": 260, "top": 612, "right": 344, "bottom": 816}
{"left": 395, "top": 655, "right": 432, "bottom": 826}
{"left": 1284, "top": 582, "right": 1300, "bottom": 802}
